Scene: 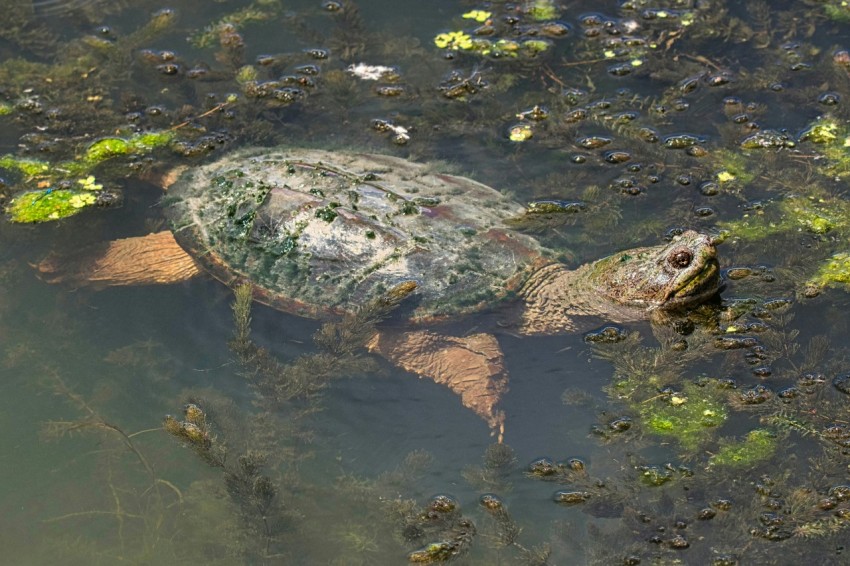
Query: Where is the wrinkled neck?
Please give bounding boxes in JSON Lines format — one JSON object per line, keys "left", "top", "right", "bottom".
{"left": 517, "top": 262, "right": 643, "bottom": 335}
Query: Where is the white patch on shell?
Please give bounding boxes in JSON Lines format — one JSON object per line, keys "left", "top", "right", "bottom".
{"left": 295, "top": 209, "right": 412, "bottom": 278}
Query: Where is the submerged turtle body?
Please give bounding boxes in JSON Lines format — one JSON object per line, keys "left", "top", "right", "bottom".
{"left": 167, "top": 148, "right": 550, "bottom": 320}
{"left": 35, "top": 147, "right": 721, "bottom": 439}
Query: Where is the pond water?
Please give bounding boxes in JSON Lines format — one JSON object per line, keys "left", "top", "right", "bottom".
{"left": 2, "top": 0, "right": 850, "bottom": 564}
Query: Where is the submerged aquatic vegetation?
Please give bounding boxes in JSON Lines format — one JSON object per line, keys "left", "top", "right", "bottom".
{"left": 229, "top": 281, "right": 416, "bottom": 406}
{"left": 639, "top": 380, "right": 728, "bottom": 450}
{"left": 6, "top": 188, "right": 97, "bottom": 222}
{"left": 809, "top": 252, "right": 850, "bottom": 291}
{"left": 709, "top": 428, "right": 779, "bottom": 468}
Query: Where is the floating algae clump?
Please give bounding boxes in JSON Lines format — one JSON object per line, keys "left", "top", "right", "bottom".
{"left": 799, "top": 117, "right": 841, "bottom": 145}
{"left": 6, "top": 187, "right": 98, "bottom": 222}
{"left": 709, "top": 148, "right": 758, "bottom": 187}
{"left": 709, "top": 429, "right": 778, "bottom": 468}
{"left": 720, "top": 196, "right": 848, "bottom": 241}
{"left": 808, "top": 252, "right": 850, "bottom": 291}
{"left": 639, "top": 380, "right": 728, "bottom": 450}
{"left": 84, "top": 131, "right": 175, "bottom": 164}
{"left": 1, "top": 131, "right": 172, "bottom": 223}
{"left": 525, "top": 0, "right": 559, "bottom": 20}
{"left": 0, "top": 155, "right": 50, "bottom": 177}
{"left": 1, "top": 131, "right": 174, "bottom": 182}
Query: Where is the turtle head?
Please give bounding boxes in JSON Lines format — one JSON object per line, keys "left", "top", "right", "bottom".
{"left": 595, "top": 230, "right": 721, "bottom": 310}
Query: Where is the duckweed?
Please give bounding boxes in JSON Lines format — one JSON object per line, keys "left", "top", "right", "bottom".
{"left": 461, "top": 10, "right": 490, "bottom": 23}
{"left": 434, "top": 31, "right": 473, "bottom": 51}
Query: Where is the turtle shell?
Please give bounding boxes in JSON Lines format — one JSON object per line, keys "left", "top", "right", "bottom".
{"left": 166, "top": 148, "right": 552, "bottom": 320}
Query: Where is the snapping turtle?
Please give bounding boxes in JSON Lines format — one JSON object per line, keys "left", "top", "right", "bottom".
{"left": 37, "top": 148, "right": 720, "bottom": 439}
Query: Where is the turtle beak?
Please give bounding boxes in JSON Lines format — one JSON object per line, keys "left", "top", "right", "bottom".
{"left": 662, "top": 259, "right": 721, "bottom": 306}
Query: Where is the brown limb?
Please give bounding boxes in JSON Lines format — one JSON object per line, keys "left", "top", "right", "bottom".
{"left": 368, "top": 330, "right": 508, "bottom": 442}
{"left": 35, "top": 231, "right": 201, "bottom": 287}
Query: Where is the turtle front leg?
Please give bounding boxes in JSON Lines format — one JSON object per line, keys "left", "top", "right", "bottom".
{"left": 35, "top": 231, "right": 201, "bottom": 287}
{"left": 367, "top": 330, "right": 508, "bottom": 442}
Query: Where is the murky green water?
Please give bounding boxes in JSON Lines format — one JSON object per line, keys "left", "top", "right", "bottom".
{"left": 3, "top": 0, "right": 850, "bottom": 564}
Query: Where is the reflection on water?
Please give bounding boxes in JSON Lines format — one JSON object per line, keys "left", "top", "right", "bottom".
{"left": 3, "top": 0, "right": 850, "bottom": 563}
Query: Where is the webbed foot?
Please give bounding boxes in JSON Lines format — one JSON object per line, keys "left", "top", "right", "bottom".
{"left": 368, "top": 330, "right": 507, "bottom": 442}
{"left": 35, "top": 231, "right": 200, "bottom": 287}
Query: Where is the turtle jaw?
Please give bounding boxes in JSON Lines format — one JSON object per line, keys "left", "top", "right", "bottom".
{"left": 660, "top": 258, "right": 721, "bottom": 309}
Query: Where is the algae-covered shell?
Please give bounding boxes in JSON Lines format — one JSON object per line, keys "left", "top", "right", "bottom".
{"left": 166, "top": 148, "right": 549, "bottom": 320}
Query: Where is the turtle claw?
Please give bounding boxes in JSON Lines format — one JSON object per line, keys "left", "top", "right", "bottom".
{"left": 368, "top": 330, "right": 508, "bottom": 439}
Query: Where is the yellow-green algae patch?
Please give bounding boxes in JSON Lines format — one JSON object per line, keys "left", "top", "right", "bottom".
{"left": 6, "top": 188, "right": 98, "bottom": 222}
{"left": 808, "top": 252, "right": 850, "bottom": 291}
{"left": 638, "top": 380, "right": 728, "bottom": 450}
{"left": 0, "top": 155, "right": 51, "bottom": 177}
{"left": 2, "top": 131, "right": 173, "bottom": 223}
{"left": 526, "top": 0, "right": 559, "bottom": 20}
{"left": 708, "top": 148, "right": 758, "bottom": 187}
{"left": 719, "top": 196, "right": 849, "bottom": 241}
{"left": 709, "top": 428, "right": 778, "bottom": 468}
{"left": 84, "top": 131, "right": 174, "bottom": 164}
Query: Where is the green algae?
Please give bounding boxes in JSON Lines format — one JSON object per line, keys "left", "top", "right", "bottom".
{"left": 235, "top": 65, "right": 259, "bottom": 85}
{"left": 709, "top": 148, "right": 758, "bottom": 187}
{"left": 709, "top": 429, "right": 778, "bottom": 468}
{"left": 799, "top": 117, "right": 841, "bottom": 145}
{"left": 189, "top": 1, "right": 281, "bottom": 48}
{"left": 526, "top": 0, "right": 559, "bottom": 20}
{"left": 85, "top": 131, "right": 175, "bottom": 163}
{"left": 719, "top": 196, "right": 848, "bottom": 241}
{"left": 823, "top": 1, "right": 850, "bottom": 22}
{"left": 639, "top": 380, "right": 728, "bottom": 450}
{"left": 84, "top": 138, "right": 132, "bottom": 163}
{"left": 0, "top": 155, "right": 50, "bottom": 177}
{"left": 2, "top": 131, "right": 174, "bottom": 183}
{"left": 808, "top": 252, "right": 850, "bottom": 291}
{"left": 6, "top": 187, "right": 98, "bottom": 222}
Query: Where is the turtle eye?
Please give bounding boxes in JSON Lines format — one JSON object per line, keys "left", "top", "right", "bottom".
{"left": 668, "top": 248, "right": 693, "bottom": 269}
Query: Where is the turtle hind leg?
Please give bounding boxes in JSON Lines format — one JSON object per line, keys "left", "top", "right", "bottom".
{"left": 35, "top": 231, "right": 201, "bottom": 287}
{"left": 368, "top": 330, "right": 508, "bottom": 442}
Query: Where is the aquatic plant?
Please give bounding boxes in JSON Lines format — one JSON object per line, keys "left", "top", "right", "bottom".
{"left": 229, "top": 281, "right": 416, "bottom": 406}
{"left": 709, "top": 428, "right": 780, "bottom": 468}
{"left": 6, "top": 188, "right": 99, "bottom": 223}
{"left": 639, "top": 379, "right": 728, "bottom": 450}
